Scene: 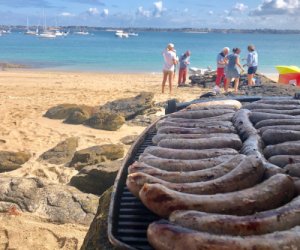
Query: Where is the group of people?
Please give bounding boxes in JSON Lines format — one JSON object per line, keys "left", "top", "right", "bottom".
{"left": 162, "top": 43, "right": 191, "bottom": 94}
{"left": 161, "top": 43, "right": 258, "bottom": 94}
{"left": 215, "top": 45, "right": 258, "bottom": 92}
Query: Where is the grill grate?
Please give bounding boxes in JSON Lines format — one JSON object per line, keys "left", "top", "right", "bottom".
{"left": 113, "top": 130, "right": 160, "bottom": 250}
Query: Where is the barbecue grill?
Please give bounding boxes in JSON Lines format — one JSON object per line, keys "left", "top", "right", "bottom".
{"left": 108, "top": 94, "right": 300, "bottom": 250}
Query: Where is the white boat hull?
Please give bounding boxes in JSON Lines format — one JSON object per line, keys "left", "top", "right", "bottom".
{"left": 74, "top": 32, "right": 89, "bottom": 35}
{"left": 36, "top": 34, "right": 56, "bottom": 38}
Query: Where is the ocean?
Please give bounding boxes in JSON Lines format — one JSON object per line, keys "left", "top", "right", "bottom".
{"left": 1, "top": 30, "right": 300, "bottom": 74}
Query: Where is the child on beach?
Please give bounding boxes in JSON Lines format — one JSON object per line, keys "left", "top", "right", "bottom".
{"left": 242, "top": 45, "right": 258, "bottom": 86}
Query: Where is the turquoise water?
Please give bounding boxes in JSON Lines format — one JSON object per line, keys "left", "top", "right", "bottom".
{"left": 1, "top": 30, "right": 300, "bottom": 74}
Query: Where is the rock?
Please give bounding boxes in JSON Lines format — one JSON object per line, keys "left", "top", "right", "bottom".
{"left": 37, "top": 137, "right": 79, "bottom": 165}
{"left": 99, "top": 92, "right": 154, "bottom": 120}
{"left": 64, "top": 105, "right": 96, "bottom": 125}
{"left": 0, "top": 151, "right": 31, "bottom": 171}
{"left": 178, "top": 83, "right": 192, "bottom": 88}
{"left": 44, "top": 104, "right": 80, "bottom": 119}
{"left": 69, "top": 144, "right": 124, "bottom": 170}
{"left": 86, "top": 112, "right": 125, "bottom": 131}
{"left": 0, "top": 177, "right": 99, "bottom": 225}
{"left": 144, "top": 107, "right": 162, "bottom": 116}
{"left": 81, "top": 186, "right": 117, "bottom": 250}
{"left": 125, "top": 115, "right": 160, "bottom": 127}
{"left": 0, "top": 139, "right": 6, "bottom": 144}
{"left": 154, "top": 99, "right": 180, "bottom": 108}
{"left": 120, "top": 135, "right": 139, "bottom": 145}
{"left": 70, "top": 161, "right": 121, "bottom": 195}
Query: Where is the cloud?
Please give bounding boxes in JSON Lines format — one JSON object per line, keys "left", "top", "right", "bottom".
{"left": 136, "top": 6, "right": 150, "bottom": 18}
{"left": 87, "top": 7, "right": 99, "bottom": 15}
{"left": 182, "top": 8, "right": 188, "bottom": 16}
{"left": 67, "top": 0, "right": 105, "bottom": 6}
{"left": 60, "top": 12, "right": 75, "bottom": 16}
{"left": 153, "top": 1, "right": 167, "bottom": 17}
{"left": 101, "top": 9, "right": 108, "bottom": 17}
{"left": 208, "top": 11, "right": 213, "bottom": 15}
{"left": 231, "top": 3, "right": 248, "bottom": 12}
{"left": 249, "top": 0, "right": 300, "bottom": 16}
{"left": 224, "top": 10, "right": 229, "bottom": 14}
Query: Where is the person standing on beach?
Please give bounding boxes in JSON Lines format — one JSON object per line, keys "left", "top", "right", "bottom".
{"left": 214, "top": 47, "right": 229, "bottom": 92}
{"left": 242, "top": 45, "right": 258, "bottom": 86}
{"left": 162, "top": 43, "right": 177, "bottom": 94}
{"left": 173, "top": 55, "right": 179, "bottom": 81}
{"left": 178, "top": 51, "right": 191, "bottom": 86}
{"left": 224, "top": 48, "right": 244, "bottom": 92}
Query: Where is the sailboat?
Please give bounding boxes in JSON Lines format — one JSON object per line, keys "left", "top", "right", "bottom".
{"left": 52, "top": 15, "right": 64, "bottom": 36}
{"left": 24, "top": 18, "right": 36, "bottom": 35}
{"left": 73, "top": 15, "right": 89, "bottom": 35}
{"left": 36, "top": 7, "right": 56, "bottom": 38}
{"left": 2, "top": 28, "right": 11, "bottom": 34}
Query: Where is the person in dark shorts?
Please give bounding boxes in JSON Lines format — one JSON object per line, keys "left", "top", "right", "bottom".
{"left": 242, "top": 45, "right": 258, "bottom": 86}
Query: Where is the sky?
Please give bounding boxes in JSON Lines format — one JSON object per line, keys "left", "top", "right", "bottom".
{"left": 0, "top": 0, "right": 300, "bottom": 29}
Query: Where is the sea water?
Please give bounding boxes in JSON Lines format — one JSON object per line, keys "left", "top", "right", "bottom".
{"left": 1, "top": 30, "right": 300, "bottom": 74}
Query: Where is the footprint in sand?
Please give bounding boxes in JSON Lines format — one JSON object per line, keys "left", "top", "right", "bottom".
{"left": 0, "top": 229, "right": 9, "bottom": 250}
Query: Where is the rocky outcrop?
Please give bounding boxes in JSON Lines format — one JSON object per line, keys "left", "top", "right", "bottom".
{"left": 37, "top": 137, "right": 79, "bottom": 165}
{"left": 125, "top": 114, "right": 159, "bottom": 127}
{"left": 0, "top": 177, "right": 99, "bottom": 225}
{"left": 70, "top": 161, "right": 121, "bottom": 195}
{"left": 44, "top": 104, "right": 80, "bottom": 119}
{"left": 81, "top": 186, "right": 116, "bottom": 250}
{"left": 99, "top": 92, "right": 155, "bottom": 120}
{"left": 120, "top": 135, "right": 139, "bottom": 145}
{"left": 69, "top": 144, "right": 124, "bottom": 170}
{"left": 64, "top": 105, "right": 96, "bottom": 125}
{"left": 86, "top": 112, "right": 125, "bottom": 131}
{"left": 0, "top": 151, "right": 31, "bottom": 171}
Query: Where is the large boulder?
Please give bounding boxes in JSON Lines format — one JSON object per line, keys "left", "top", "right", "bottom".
{"left": 125, "top": 114, "right": 159, "bottom": 127}
{"left": 99, "top": 92, "right": 154, "bottom": 120}
{"left": 64, "top": 105, "right": 96, "bottom": 125}
{"left": 86, "top": 112, "right": 125, "bottom": 131}
{"left": 70, "top": 161, "right": 121, "bottom": 195}
{"left": 44, "top": 104, "right": 79, "bottom": 119}
{"left": 0, "top": 151, "right": 31, "bottom": 171}
{"left": 37, "top": 137, "right": 79, "bottom": 165}
{"left": 69, "top": 144, "right": 124, "bottom": 170}
{"left": 0, "top": 177, "right": 99, "bottom": 225}
{"left": 81, "top": 186, "right": 116, "bottom": 250}
{"left": 120, "top": 135, "right": 139, "bottom": 145}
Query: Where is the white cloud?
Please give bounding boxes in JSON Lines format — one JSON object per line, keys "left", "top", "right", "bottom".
{"left": 232, "top": 3, "right": 248, "bottom": 11}
{"left": 182, "top": 8, "right": 188, "bottom": 16}
{"left": 225, "top": 16, "right": 235, "bottom": 22}
{"left": 224, "top": 10, "right": 229, "bottom": 14}
{"left": 249, "top": 0, "right": 300, "bottom": 16}
{"left": 87, "top": 8, "right": 99, "bottom": 16}
{"left": 136, "top": 6, "right": 150, "bottom": 18}
{"left": 208, "top": 11, "right": 214, "bottom": 15}
{"left": 101, "top": 9, "right": 109, "bottom": 18}
{"left": 61, "top": 12, "right": 73, "bottom": 16}
{"left": 153, "top": 1, "right": 167, "bottom": 17}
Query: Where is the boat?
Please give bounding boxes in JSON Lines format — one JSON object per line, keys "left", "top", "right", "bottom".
{"left": 2, "top": 28, "right": 11, "bottom": 34}
{"left": 73, "top": 15, "right": 89, "bottom": 35}
{"left": 122, "top": 32, "right": 129, "bottom": 38}
{"left": 36, "top": 7, "right": 56, "bottom": 38}
{"left": 128, "top": 32, "right": 138, "bottom": 36}
{"left": 0, "top": 31, "right": 2, "bottom": 37}
{"left": 24, "top": 18, "right": 36, "bottom": 35}
{"left": 115, "top": 30, "right": 123, "bottom": 38}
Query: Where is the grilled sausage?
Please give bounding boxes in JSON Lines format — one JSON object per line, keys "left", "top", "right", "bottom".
{"left": 127, "top": 156, "right": 264, "bottom": 197}
{"left": 139, "top": 174, "right": 295, "bottom": 218}
{"left": 255, "top": 119, "right": 300, "bottom": 129}
{"left": 169, "top": 196, "right": 300, "bottom": 236}
{"left": 166, "top": 113, "right": 234, "bottom": 123}
{"left": 185, "top": 104, "right": 239, "bottom": 111}
{"left": 168, "top": 109, "right": 235, "bottom": 119}
{"left": 294, "top": 178, "right": 300, "bottom": 196}
{"left": 144, "top": 147, "right": 238, "bottom": 160}
{"left": 139, "top": 153, "right": 235, "bottom": 172}
{"left": 152, "top": 133, "right": 238, "bottom": 145}
{"left": 264, "top": 141, "right": 300, "bottom": 159}
{"left": 250, "top": 112, "right": 295, "bottom": 124}
{"left": 243, "top": 103, "right": 300, "bottom": 110}
{"left": 129, "top": 155, "right": 246, "bottom": 182}
{"left": 284, "top": 164, "right": 300, "bottom": 178}
{"left": 268, "top": 155, "right": 300, "bottom": 168}
{"left": 156, "top": 120, "right": 232, "bottom": 129}
{"left": 252, "top": 109, "right": 300, "bottom": 116}
{"left": 262, "top": 129, "right": 300, "bottom": 145}
{"left": 188, "top": 100, "right": 242, "bottom": 109}
{"left": 263, "top": 162, "right": 285, "bottom": 180}
{"left": 147, "top": 220, "right": 300, "bottom": 250}
{"left": 259, "top": 125, "right": 300, "bottom": 134}
{"left": 157, "top": 125, "right": 236, "bottom": 135}
{"left": 257, "top": 99, "right": 300, "bottom": 105}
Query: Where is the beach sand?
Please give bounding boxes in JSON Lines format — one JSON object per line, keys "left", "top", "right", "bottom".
{"left": 1, "top": 70, "right": 238, "bottom": 249}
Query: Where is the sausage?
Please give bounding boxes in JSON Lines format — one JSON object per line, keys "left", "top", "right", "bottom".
{"left": 262, "top": 129, "right": 300, "bottom": 145}
{"left": 264, "top": 141, "right": 300, "bottom": 159}
{"left": 157, "top": 125, "right": 236, "bottom": 135}
{"left": 268, "top": 155, "right": 300, "bottom": 168}
{"left": 127, "top": 155, "right": 264, "bottom": 197}
{"left": 166, "top": 113, "right": 234, "bottom": 123}
{"left": 188, "top": 100, "right": 242, "bottom": 109}
{"left": 242, "top": 103, "right": 300, "bottom": 110}
{"left": 156, "top": 120, "right": 233, "bottom": 129}
{"left": 147, "top": 220, "right": 300, "bottom": 250}
{"left": 139, "top": 153, "right": 235, "bottom": 172}
{"left": 139, "top": 174, "right": 295, "bottom": 218}
{"left": 144, "top": 147, "right": 239, "bottom": 160}
{"left": 252, "top": 109, "right": 300, "bottom": 116}
{"left": 240, "top": 135, "right": 265, "bottom": 159}
{"left": 129, "top": 155, "right": 246, "bottom": 182}
{"left": 284, "top": 164, "right": 300, "bottom": 178}
{"left": 152, "top": 133, "right": 238, "bottom": 145}
{"left": 294, "top": 178, "right": 300, "bottom": 196}
{"left": 158, "top": 137, "right": 242, "bottom": 150}
{"left": 169, "top": 196, "right": 300, "bottom": 236}
{"left": 185, "top": 104, "right": 239, "bottom": 111}
{"left": 169, "top": 109, "right": 235, "bottom": 119}
{"left": 250, "top": 112, "right": 295, "bottom": 124}
{"left": 263, "top": 162, "right": 285, "bottom": 180}
{"left": 255, "top": 119, "right": 300, "bottom": 129}
{"left": 257, "top": 99, "right": 300, "bottom": 105}
{"left": 259, "top": 125, "right": 300, "bottom": 134}
{"left": 232, "top": 109, "right": 258, "bottom": 141}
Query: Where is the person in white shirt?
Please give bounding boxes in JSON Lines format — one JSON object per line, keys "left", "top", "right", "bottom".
{"left": 162, "top": 43, "right": 177, "bottom": 94}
